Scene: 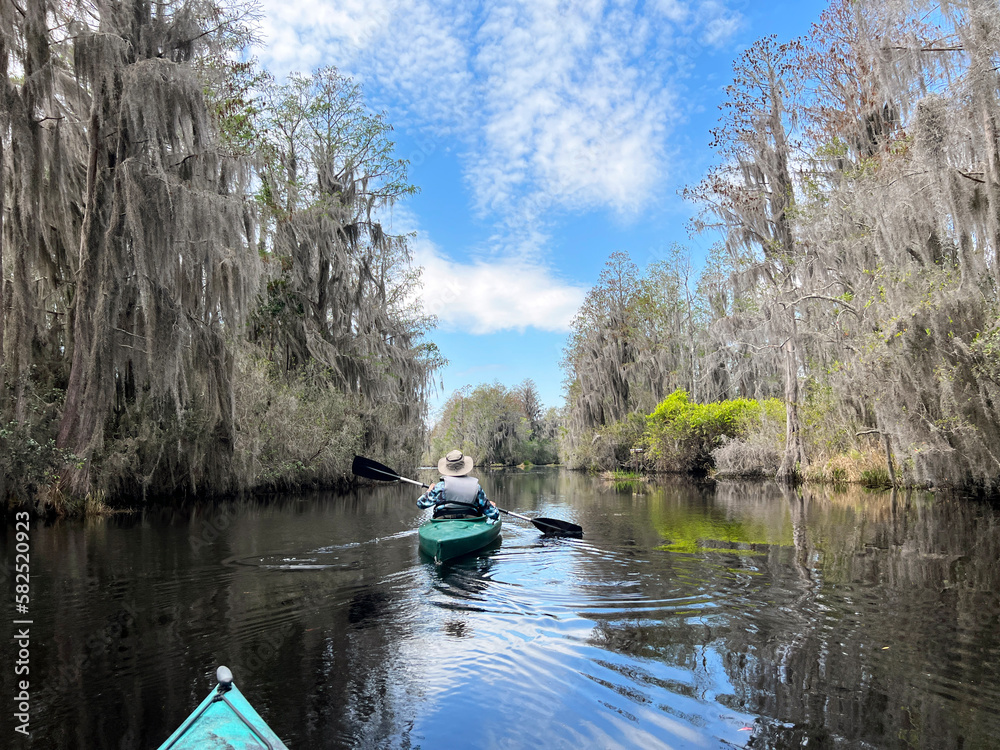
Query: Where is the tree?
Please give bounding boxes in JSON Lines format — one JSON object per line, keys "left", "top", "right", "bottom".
{"left": 428, "top": 383, "right": 528, "bottom": 466}
{"left": 0, "top": 4, "right": 443, "bottom": 507}
{"left": 686, "top": 36, "right": 807, "bottom": 482}
{"left": 252, "top": 69, "right": 434, "bottom": 412}
{"left": 516, "top": 379, "right": 542, "bottom": 436}
{"left": 14, "top": 1, "right": 256, "bottom": 496}
{"left": 636, "top": 245, "right": 702, "bottom": 401}
{"left": 801, "top": 0, "right": 1000, "bottom": 489}
{"left": 563, "top": 252, "right": 642, "bottom": 432}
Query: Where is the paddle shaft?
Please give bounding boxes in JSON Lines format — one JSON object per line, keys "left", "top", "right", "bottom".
{"left": 498, "top": 507, "right": 534, "bottom": 524}
{"left": 399, "top": 476, "right": 430, "bottom": 489}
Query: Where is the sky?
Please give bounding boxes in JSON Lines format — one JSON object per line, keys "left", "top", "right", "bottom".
{"left": 253, "top": 0, "right": 828, "bottom": 418}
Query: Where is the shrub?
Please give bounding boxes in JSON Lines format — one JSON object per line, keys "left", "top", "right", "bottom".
{"left": 559, "top": 412, "right": 647, "bottom": 472}
{"left": 711, "top": 399, "right": 786, "bottom": 477}
{"left": 521, "top": 437, "right": 559, "bottom": 466}
{"left": 0, "top": 421, "right": 78, "bottom": 511}
{"left": 645, "top": 390, "right": 779, "bottom": 473}
{"left": 801, "top": 448, "right": 892, "bottom": 486}
{"left": 589, "top": 413, "right": 648, "bottom": 471}
{"left": 711, "top": 437, "right": 781, "bottom": 477}
{"left": 860, "top": 467, "right": 893, "bottom": 488}
{"left": 231, "top": 348, "right": 365, "bottom": 491}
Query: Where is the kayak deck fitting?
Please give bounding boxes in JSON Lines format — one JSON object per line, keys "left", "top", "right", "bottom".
{"left": 418, "top": 515, "right": 502, "bottom": 561}
{"left": 158, "top": 666, "right": 287, "bottom": 750}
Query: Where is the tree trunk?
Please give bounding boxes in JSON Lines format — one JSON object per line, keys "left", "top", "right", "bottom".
{"left": 56, "top": 95, "right": 106, "bottom": 495}
{"left": 777, "top": 333, "right": 805, "bottom": 483}
{"left": 11, "top": 162, "right": 32, "bottom": 425}
{"left": 0, "top": 133, "right": 5, "bottom": 408}
{"left": 883, "top": 431, "right": 896, "bottom": 487}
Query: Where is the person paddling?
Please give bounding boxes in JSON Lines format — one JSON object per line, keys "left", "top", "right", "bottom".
{"left": 418, "top": 450, "right": 499, "bottom": 520}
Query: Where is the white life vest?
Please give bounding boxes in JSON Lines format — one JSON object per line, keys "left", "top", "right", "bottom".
{"left": 435, "top": 476, "right": 482, "bottom": 516}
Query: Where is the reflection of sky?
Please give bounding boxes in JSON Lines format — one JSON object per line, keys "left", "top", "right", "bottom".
{"left": 392, "top": 480, "right": 759, "bottom": 748}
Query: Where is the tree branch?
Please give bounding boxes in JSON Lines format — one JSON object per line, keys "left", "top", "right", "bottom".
{"left": 780, "top": 293, "right": 858, "bottom": 316}
{"left": 957, "top": 169, "right": 986, "bottom": 184}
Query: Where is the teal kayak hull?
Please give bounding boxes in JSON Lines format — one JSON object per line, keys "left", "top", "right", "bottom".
{"left": 158, "top": 668, "right": 287, "bottom": 750}
{"left": 418, "top": 516, "right": 502, "bottom": 561}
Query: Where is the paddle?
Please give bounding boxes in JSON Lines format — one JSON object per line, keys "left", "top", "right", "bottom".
{"left": 352, "top": 455, "right": 583, "bottom": 537}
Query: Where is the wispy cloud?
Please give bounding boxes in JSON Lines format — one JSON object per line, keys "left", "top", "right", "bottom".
{"left": 653, "top": 0, "right": 691, "bottom": 24}
{"left": 698, "top": 1, "right": 744, "bottom": 47}
{"left": 256, "top": 0, "right": 744, "bottom": 221}
{"left": 467, "top": 0, "right": 674, "bottom": 220}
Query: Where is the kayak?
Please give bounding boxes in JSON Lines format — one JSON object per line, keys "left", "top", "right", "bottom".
{"left": 158, "top": 666, "right": 288, "bottom": 750}
{"left": 418, "top": 516, "right": 502, "bottom": 561}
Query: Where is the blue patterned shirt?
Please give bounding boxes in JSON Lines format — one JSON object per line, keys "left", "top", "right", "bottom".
{"left": 417, "top": 480, "right": 499, "bottom": 519}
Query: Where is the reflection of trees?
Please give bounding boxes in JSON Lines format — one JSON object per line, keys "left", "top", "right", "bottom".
{"left": 741, "top": 488, "right": 1000, "bottom": 748}
{"left": 16, "top": 486, "right": 422, "bottom": 748}
{"left": 581, "top": 478, "right": 1000, "bottom": 748}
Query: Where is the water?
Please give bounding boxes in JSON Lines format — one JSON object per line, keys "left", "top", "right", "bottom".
{"left": 3, "top": 468, "right": 1000, "bottom": 748}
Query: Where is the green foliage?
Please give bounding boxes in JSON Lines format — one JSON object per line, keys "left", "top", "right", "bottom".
{"left": 645, "top": 391, "right": 774, "bottom": 473}
{"left": 0, "top": 422, "right": 79, "bottom": 507}
{"left": 860, "top": 467, "right": 892, "bottom": 489}
{"left": 563, "top": 412, "right": 647, "bottom": 471}
{"left": 428, "top": 381, "right": 560, "bottom": 467}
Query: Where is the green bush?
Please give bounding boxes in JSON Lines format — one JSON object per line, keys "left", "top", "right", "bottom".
{"left": 860, "top": 467, "right": 892, "bottom": 489}
{"left": 644, "top": 390, "right": 774, "bottom": 473}
{"left": 521, "top": 437, "right": 559, "bottom": 466}
{"left": 0, "top": 421, "right": 79, "bottom": 510}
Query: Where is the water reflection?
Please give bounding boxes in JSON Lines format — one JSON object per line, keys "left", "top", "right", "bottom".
{"left": 2, "top": 472, "right": 1000, "bottom": 748}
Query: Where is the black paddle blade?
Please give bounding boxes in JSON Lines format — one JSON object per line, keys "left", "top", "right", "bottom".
{"left": 351, "top": 455, "right": 403, "bottom": 482}
{"left": 532, "top": 517, "right": 583, "bottom": 537}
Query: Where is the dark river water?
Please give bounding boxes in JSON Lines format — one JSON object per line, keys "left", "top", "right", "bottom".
{"left": 3, "top": 468, "right": 1000, "bottom": 749}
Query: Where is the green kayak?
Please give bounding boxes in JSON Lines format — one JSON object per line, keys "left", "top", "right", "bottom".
{"left": 418, "top": 516, "right": 502, "bottom": 561}
{"left": 158, "top": 666, "right": 287, "bottom": 750}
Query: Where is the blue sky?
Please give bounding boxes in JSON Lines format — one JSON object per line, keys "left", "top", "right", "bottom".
{"left": 254, "top": 0, "right": 828, "bottom": 417}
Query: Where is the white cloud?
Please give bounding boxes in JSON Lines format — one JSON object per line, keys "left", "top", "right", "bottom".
{"left": 654, "top": 0, "right": 691, "bottom": 23}
{"left": 380, "top": 205, "right": 585, "bottom": 335}
{"left": 698, "top": 2, "right": 744, "bottom": 47}
{"left": 411, "top": 239, "right": 587, "bottom": 335}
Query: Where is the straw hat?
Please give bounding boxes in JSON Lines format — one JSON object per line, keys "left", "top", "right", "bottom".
{"left": 438, "top": 449, "right": 474, "bottom": 476}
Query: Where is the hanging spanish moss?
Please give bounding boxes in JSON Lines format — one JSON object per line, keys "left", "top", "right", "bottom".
{"left": 0, "top": 3, "right": 440, "bottom": 511}
{"left": 563, "top": 0, "right": 1000, "bottom": 492}
{"left": 248, "top": 67, "right": 440, "bottom": 479}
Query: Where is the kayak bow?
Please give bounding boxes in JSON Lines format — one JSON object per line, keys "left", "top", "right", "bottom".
{"left": 158, "top": 666, "right": 288, "bottom": 750}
